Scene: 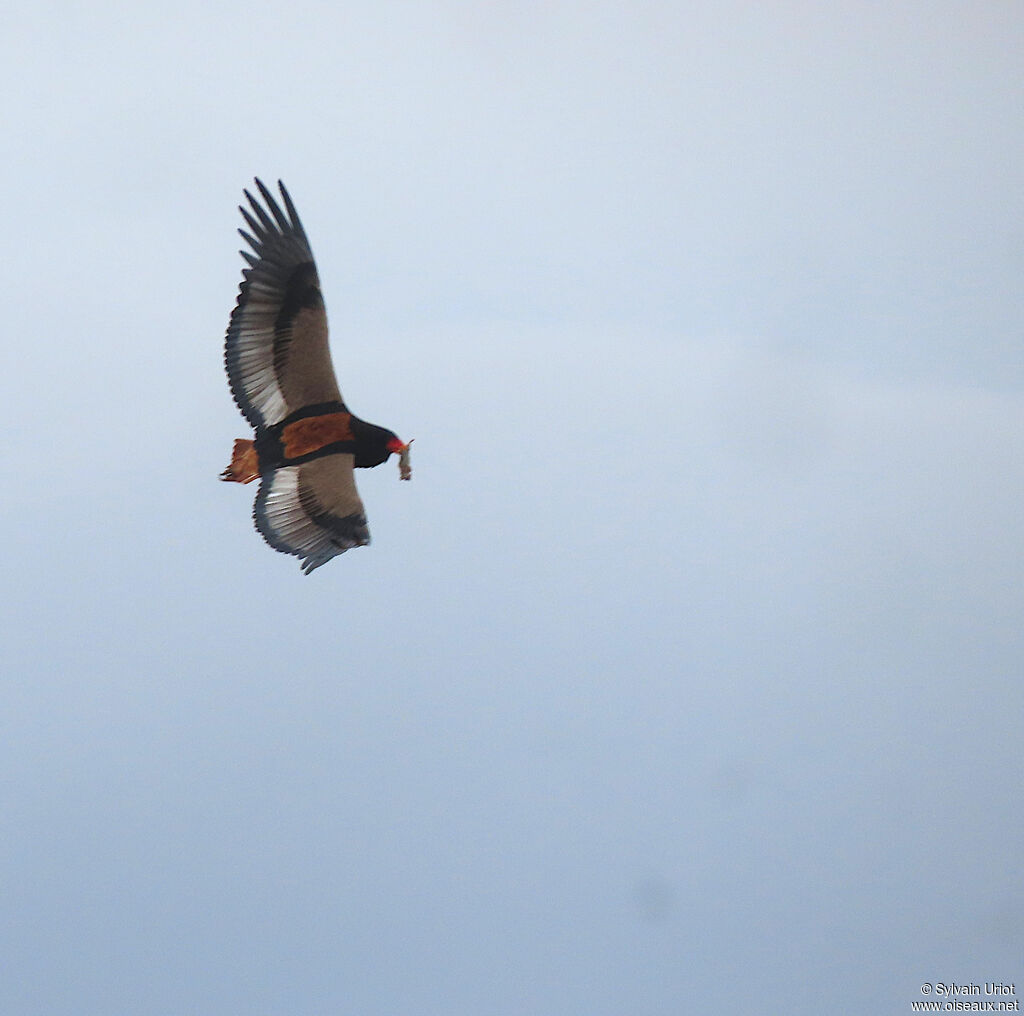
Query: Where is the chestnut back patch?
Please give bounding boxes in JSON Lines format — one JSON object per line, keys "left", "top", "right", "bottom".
{"left": 281, "top": 412, "right": 354, "bottom": 459}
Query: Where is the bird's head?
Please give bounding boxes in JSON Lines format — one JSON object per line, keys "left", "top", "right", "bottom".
{"left": 386, "top": 436, "right": 414, "bottom": 480}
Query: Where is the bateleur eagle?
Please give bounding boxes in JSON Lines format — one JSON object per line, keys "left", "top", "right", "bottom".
{"left": 220, "top": 179, "right": 411, "bottom": 574}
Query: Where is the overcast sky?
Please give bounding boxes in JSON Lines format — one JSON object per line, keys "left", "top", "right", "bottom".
{"left": 2, "top": 2, "right": 1022, "bottom": 1014}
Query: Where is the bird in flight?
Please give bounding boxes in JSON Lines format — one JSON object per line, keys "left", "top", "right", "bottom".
{"left": 220, "top": 179, "right": 411, "bottom": 573}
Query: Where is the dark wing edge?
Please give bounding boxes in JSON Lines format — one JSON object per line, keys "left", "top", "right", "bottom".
{"left": 253, "top": 459, "right": 370, "bottom": 574}
{"left": 224, "top": 179, "right": 337, "bottom": 430}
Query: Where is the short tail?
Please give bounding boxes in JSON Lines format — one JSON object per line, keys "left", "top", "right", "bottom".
{"left": 220, "top": 439, "right": 259, "bottom": 483}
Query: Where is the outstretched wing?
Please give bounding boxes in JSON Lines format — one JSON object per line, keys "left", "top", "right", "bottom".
{"left": 254, "top": 455, "right": 370, "bottom": 574}
{"left": 225, "top": 179, "right": 344, "bottom": 430}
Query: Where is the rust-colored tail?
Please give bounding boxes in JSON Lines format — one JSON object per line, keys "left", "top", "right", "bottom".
{"left": 220, "top": 439, "right": 259, "bottom": 483}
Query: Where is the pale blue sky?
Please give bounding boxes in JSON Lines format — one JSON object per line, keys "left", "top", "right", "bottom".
{"left": 2, "top": 2, "right": 1022, "bottom": 1013}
